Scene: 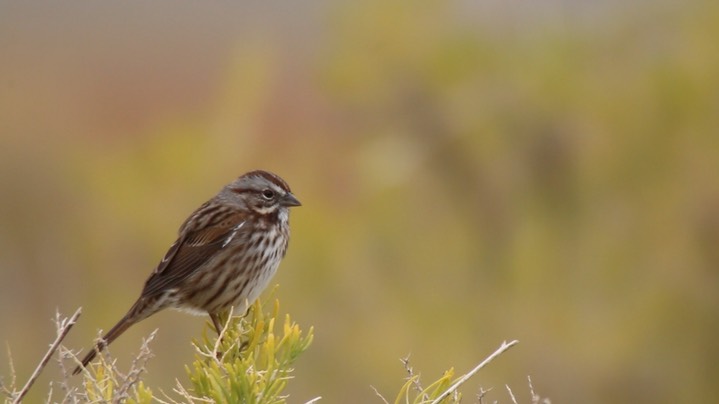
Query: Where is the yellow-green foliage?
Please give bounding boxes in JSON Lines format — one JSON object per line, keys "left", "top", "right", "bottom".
{"left": 68, "top": 298, "right": 313, "bottom": 403}
{"left": 128, "top": 382, "right": 155, "bottom": 404}
{"left": 77, "top": 358, "right": 154, "bottom": 404}
{"left": 183, "top": 300, "right": 313, "bottom": 403}
{"left": 394, "top": 368, "right": 457, "bottom": 404}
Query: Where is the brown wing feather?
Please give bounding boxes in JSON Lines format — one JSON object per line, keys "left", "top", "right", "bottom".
{"left": 140, "top": 213, "right": 246, "bottom": 297}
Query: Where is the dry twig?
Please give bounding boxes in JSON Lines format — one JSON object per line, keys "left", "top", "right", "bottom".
{"left": 370, "top": 385, "right": 390, "bottom": 404}
{"left": 401, "top": 354, "right": 427, "bottom": 399}
{"left": 505, "top": 384, "right": 518, "bottom": 404}
{"left": 476, "top": 386, "right": 492, "bottom": 404}
{"left": 0, "top": 342, "right": 18, "bottom": 398}
{"left": 430, "top": 340, "right": 519, "bottom": 404}
{"left": 11, "top": 308, "right": 82, "bottom": 404}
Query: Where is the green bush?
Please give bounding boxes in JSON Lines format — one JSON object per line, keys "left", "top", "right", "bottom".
{"left": 2, "top": 301, "right": 532, "bottom": 403}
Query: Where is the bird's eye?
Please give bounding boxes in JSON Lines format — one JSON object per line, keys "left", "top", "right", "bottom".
{"left": 261, "top": 189, "right": 275, "bottom": 200}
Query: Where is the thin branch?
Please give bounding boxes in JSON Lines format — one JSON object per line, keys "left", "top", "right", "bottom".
{"left": 12, "top": 307, "right": 82, "bottom": 404}
{"left": 172, "top": 378, "right": 213, "bottom": 403}
{"left": 114, "top": 329, "right": 156, "bottom": 400}
{"left": 304, "top": 397, "right": 323, "bottom": 404}
{"left": 528, "top": 375, "right": 538, "bottom": 403}
{"left": 527, "top": 375, "right": 550, "bottom": 404}
{"left": 152, "top": 392, "right": 174, "bottom": 404}
{"left": 1, "top": 342, "right": 17, "bottom": 396}
{"left": 212, "top": 306, "right": 235, "bottom": 366}
{"left": 45, "top": 382, "right": 53, "bottom": 403}
{"left": 54, "top": 345, "right": 80, "bottom": 404}
{"left": 400, "top": 354, "right": 427, "bottom": 400}
{"left": 476, "top": 386, "right": 492, "bottom": 404}
{"left": 505, "top": 384, "right": 518, "bottom": 404}
{"left": 430, "top": 340, "right": 519, "bottom": 404}
{"left": 371, "top": 385, "right": 390, "bottom": 404}
{"left": 54, "top": 313, "right": 82, "bottom": 404}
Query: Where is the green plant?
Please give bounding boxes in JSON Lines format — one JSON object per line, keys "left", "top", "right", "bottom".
{"left": 180, "top": 299, "right": 314, "bottom": 403}
{"left": 1, "top": 296, "right": 313, "bottom": 403}
{"left": 2, "top": 298, "right": 534, "bottom": 403}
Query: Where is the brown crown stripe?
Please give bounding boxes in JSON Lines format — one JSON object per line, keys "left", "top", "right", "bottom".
{"left": 243, "top": 170, "right": 292, "bottom": 192}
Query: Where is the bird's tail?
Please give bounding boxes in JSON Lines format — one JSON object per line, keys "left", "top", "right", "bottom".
{"left": 72, "top": 314, "right": 136, "bottom": 375}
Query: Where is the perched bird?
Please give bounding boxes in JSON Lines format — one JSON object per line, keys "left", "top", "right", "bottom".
{"left": 74, "top": 170, "right": 300, "bottom": 375}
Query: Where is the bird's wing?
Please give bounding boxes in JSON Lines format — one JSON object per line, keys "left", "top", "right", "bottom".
{"left": 140, "top": 214, "right": 247, "bottom": 297}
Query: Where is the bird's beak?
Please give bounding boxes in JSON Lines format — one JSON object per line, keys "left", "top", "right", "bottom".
{"left": 282, "top": 192, "right": 302, "bottom": 207}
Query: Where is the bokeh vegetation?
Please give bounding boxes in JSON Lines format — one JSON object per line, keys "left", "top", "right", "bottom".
{"left": 1, "top": 0, "right": 718, "bottom": 402}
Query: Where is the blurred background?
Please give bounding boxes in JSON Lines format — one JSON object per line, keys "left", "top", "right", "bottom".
{"left": 1, "top": 0, "right": 718, "bottom": 402}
